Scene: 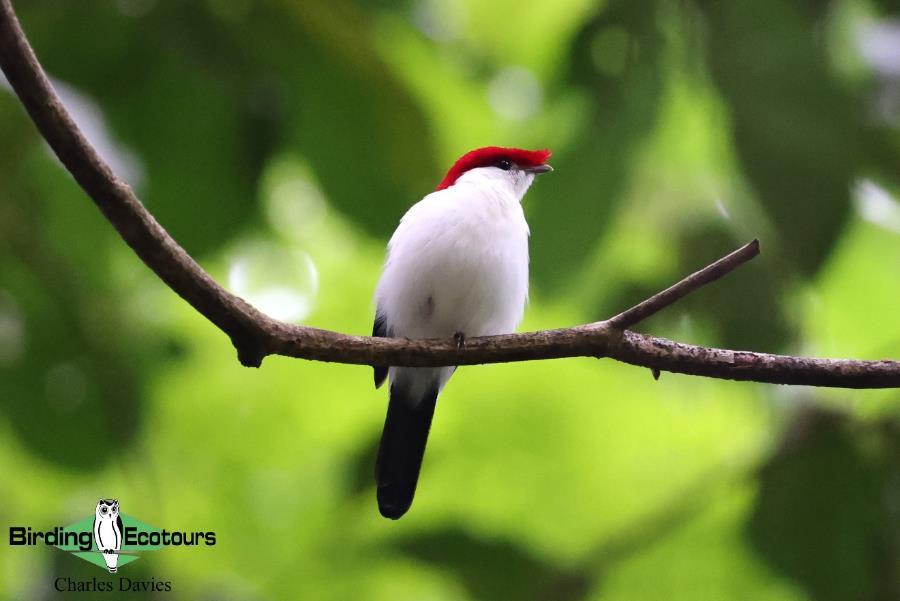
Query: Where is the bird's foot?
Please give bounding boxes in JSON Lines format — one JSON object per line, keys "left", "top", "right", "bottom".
{"left": 453, "top": 331, "right": 467, "bottom": 350}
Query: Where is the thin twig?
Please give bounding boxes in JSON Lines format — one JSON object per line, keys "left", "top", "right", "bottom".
{"left": 0, "top": 0, "right": 897, "bottom": 389}
{"left": 607, "top": 239, "right": 760, "bottom": 330}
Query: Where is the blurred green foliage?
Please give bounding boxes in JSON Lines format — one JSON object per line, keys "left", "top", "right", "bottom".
{"left": 1, "top": 0, "right": 898, "bottom": 599}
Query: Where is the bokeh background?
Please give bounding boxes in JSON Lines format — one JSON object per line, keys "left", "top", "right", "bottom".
{"left": 1, "top": 0, "right": 899, "bottom": 599}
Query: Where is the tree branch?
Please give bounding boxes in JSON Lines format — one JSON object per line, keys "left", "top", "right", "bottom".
{"left": 1, "top": 0, "right": 897, "bottom": 389}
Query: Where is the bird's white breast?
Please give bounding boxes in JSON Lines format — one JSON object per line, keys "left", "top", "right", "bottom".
{"left": 376, "top": 172, "right": 530, "bottom": 340}
{"left": 97, "top": 520, "right": 118, "bottom": 549}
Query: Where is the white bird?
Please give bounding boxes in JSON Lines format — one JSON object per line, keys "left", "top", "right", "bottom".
{"left": 93, "top": 499, "right": 123, "bottom": 573}
{"left": 372, "top": 146, "right": 553, "bottom": 519}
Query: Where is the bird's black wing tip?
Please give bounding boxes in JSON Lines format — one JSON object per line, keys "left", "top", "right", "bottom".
{"left": 377, "top": 486, "right": 412, "bottom": 520}
{"left": 374, "top": 383, "right": 439, "bottom": 520}
{"left": 373, "top": 309, "right": 389, "bottom": 388}
{"left": 374, "top": 367, "right": 388, "bottom": 389}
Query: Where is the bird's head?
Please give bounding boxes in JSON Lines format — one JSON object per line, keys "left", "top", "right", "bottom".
{"left": 436, "top": 146, "right": 552, "bottom": 200}
{"left": 96, "top": 499, "right": 119, "bottom": 519}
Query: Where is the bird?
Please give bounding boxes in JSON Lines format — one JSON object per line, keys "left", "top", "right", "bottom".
{"left": 372, "top": 146, "right": 553, "bottom": 519}
{"left": 93, "top": 498, "right": 123, "bottom": 573}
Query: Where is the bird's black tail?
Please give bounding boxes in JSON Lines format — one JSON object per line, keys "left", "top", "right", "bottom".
{"left": 375, "top": 382, "right": 439, "bottom": 519}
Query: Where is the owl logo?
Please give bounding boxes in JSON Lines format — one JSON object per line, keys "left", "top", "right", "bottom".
{"left": 93, "top": 499, "right": 123, "bottom": 573}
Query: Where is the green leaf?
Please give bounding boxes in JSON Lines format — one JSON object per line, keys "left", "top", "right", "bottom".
{"left": 530, "top": 0, "right": 665, "bottom": 290}
{"left": 698, "top": 0, "right": 857, "bottom": 275}
{"left": 748, "top": 407, "right": 898, "bottom": 601}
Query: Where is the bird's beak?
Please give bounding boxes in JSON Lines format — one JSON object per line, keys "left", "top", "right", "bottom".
{"left": 525, "top": 164, "right": 553, "bottom": 175}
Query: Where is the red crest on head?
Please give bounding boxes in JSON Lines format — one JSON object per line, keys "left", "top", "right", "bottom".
{"left": 436, "top": 147, "right": 552, "bottom": 190}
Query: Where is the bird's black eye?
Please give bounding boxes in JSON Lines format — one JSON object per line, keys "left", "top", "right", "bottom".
{"left": 496, "top": 158, "right": 512, "bottom": 170}
{"left": 100, "top": 506, "right": 107, "bottom": 514}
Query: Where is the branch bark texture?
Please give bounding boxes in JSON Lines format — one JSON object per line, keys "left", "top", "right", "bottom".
{"left": 1, "top": 0, "right": 898, "bottom": 389}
